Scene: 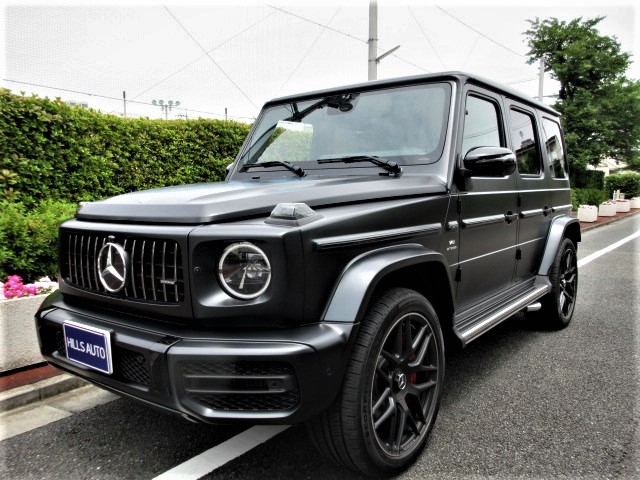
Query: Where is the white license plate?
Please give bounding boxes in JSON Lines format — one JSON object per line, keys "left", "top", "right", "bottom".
{"left": 63, "top": 321, "right": 113, "bottom": 375}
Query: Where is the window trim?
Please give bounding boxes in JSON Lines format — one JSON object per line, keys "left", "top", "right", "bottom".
{"left": 541, "top": 115, "right": 569, "bottom": 180}
{"left": 508, "top": 105, "right": 543, "bottom": 178}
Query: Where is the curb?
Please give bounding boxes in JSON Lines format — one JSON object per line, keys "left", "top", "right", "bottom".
{"left": 578, "top": 208, "right": 640, "bottom": 232}
{"left": 0, "top": 373, "right": 88, "bottom": 412}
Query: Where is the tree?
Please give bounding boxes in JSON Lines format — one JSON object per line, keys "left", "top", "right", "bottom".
{"left": 525, "top": 17, "right": 640, "bottom": 171}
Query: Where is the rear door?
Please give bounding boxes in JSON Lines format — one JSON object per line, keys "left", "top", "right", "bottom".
{"left": 506, "top": 102, "right": 548, "bottom": 282}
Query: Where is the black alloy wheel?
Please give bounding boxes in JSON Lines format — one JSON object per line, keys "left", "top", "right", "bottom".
{"left": 306, "top": 288, "right": 445, "bottom": 476}
{"left": 538, "top": 237, "right": 578, "bottom": 329}
{"left": 370, "top": 311, "right": 439, "bottom": 456}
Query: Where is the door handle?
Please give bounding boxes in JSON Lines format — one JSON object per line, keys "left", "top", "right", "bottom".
{"left": 542, "top": 206, "right": 554, "bottom": 216}
{"left": 504, "top": 212, "right": 518, "bottom": 224}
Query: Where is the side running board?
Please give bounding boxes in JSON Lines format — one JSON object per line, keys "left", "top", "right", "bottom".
{"left": 456, "top": 283, "right": 550, "bottom": 345}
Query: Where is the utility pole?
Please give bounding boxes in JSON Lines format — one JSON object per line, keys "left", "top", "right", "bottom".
{"left": 123, "top": 91, "right": 127, "bottom": 118}
{"left": 368, "top": 0, "right": 378, "bottom": 81}
{"left": 368, "top": 0, "right": 401, "bottom": 81}
{"left": 538, "top": 58, "right": 545, "bottom": 102}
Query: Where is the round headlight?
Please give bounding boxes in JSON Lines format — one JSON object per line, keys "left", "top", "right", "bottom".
{"left": 218, "top": 242, "right": 271, "bottom": 300}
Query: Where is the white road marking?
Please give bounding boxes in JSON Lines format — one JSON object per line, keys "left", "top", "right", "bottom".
{"left": 153, "top": 425, "right": 290, "bottom": 480}
{"left": 578, "top": 229, "right": 640, "bottom": 268}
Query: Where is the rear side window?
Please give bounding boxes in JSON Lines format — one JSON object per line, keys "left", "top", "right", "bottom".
{"left": 462, "top": 95, "right": 502, "bottom": 157}
{"left": 509, "top": 108, "right": 541, "bottom": 176}
{"left": 542, "top": 118, "right": 568, "bottom": 179}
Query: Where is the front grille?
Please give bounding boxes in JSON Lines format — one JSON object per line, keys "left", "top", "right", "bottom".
{"left": 61, "top": 231, "right": 184, "bottom": 304}
{"left": 182, "top": 361, "right": 300, "bottom": 412}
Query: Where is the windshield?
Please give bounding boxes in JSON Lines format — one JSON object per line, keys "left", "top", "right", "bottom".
{"left": 236, "top": 82, "right": 452, "bottom": 174}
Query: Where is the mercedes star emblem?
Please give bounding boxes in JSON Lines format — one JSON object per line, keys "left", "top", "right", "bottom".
{"left": 97, "top": 242, "right": 128, "bottom": 293}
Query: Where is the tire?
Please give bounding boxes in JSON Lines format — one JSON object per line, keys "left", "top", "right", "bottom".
{"left": 538, "top": 237, "right": 578, "bottom": 329}
{"left": 306, "top": 288, "right": 445, "bottom": 476}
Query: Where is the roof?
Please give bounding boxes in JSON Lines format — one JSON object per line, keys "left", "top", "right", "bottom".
{"left": 267, "top": 71, "right": 559, "bottom": 116}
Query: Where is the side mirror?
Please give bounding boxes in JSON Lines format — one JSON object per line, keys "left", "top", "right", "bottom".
{"left": 462, "top": 146, "right": 516, "bottom": 177}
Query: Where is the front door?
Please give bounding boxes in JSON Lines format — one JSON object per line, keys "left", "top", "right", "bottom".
{"left": 455, "top": 89, "right": 518, "bottom": 308}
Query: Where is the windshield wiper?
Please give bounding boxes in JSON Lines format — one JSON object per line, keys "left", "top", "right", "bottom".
{"left": 240, "top": 161, "right": 306, "bottom": 177}
{"left": 317, "top": 155, "right": 402, "bottom": 175}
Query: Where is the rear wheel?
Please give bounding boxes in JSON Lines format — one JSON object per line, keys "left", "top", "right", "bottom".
{"left": 538, "top": 237, "right": 578, "bottom": 329}
{"left": 306, "top": 288, "right": 445, "bottom": 475}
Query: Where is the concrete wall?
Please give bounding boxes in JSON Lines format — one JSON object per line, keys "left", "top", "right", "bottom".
{"left": 0, "top": 296, "right": 45, "bottom": 372}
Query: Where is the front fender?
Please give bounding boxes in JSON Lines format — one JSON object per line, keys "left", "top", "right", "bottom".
{"left": 321, "top": 244, "right": 452, "bottom": 323}
{"left": 537, "top": 215, "right": 581, "bottom": 276}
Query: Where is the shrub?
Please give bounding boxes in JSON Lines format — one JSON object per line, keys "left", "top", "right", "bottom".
{"left": 570, "top": 165, "right": 605, "bottom": 189}
{"left": 570, "top": 188, "right": 608, "bottom": 210}
{"left": 0, "top": 89, "right": 251, "bottom": 207}
{"left": 0, "top": 199, "right": 77, "bottom": 281}
{"left": 605, "top": 173, "right": 640, "bottom": 198}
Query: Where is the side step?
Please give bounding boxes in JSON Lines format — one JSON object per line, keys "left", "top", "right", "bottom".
{"left": 525, "top": 302, "right": 542, "bottom": 312}
{"left": 456, "top": 283, "right": 550, "bottom": 345}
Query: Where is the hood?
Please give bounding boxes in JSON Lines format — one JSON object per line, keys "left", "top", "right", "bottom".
{"left": 76, "top": 175, "right": 447, "bottom": 224}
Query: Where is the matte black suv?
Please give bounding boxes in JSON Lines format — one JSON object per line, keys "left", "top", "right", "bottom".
{"left": 36, "top": 72, "right": 580, "bottom": 475}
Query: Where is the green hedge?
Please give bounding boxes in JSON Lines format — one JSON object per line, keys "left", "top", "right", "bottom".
{"left": 0, "top": 199, "right": 77, "bottom": 281}
{"left": 570, "top": 166, "right": 605, "bottom": 190}
{"left": 605, "top": 173, "right": 640, "bottom": 198}
{"left": 0, "top": 89, "right": 251, "bottom": 281}
{"left": 570, "top": 188, "right": 608, "bottom": 210}
{"left": 0, "top": 89, "right": 250, "bottom": 206}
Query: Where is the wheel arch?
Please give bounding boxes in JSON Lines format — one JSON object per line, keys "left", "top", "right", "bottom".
{"left": 537, "top": 215, "right": 581, "bottom": 277}
{"left": 321, "top": 244, "right": 455, "bottom": 330}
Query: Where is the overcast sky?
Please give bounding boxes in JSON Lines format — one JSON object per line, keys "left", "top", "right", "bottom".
{"left": 1, "top": 0, "right": 638, "bottom": 121}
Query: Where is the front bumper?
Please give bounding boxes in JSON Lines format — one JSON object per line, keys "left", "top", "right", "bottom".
{"left": 36, "top": 298, "right": 355, "bottom": 424}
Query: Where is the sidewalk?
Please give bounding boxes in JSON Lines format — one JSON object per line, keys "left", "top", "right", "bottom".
{"left": 0, "top": 364, "right": 87, "bottom": 412}
{"left": 1, "top": 207, "right": 638, "bottom": 413}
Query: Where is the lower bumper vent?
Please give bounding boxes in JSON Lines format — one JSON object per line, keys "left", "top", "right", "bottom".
{"left": 181, "top": 361, "right": 299, "bottom": 412}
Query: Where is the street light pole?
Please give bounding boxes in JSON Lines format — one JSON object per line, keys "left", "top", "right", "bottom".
{"left": 152, "top": 99, "right": 181, "bottom": 120}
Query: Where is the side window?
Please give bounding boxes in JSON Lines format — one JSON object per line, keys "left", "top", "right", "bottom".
{"left": 462, "top": 95, "right": 502, "bottom": 157}
{"left": 509, "top": 108, "right": 541, "bottom": 175}
{"left": 542, "top": 118, "right": 568, "bottom": 179}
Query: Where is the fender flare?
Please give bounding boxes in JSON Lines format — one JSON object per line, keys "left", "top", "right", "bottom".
{"left": 321, "top": 243, "right": 454, "bottom": 323}
{"left": 537, "top": 215, "right": 581, "bottom": 276}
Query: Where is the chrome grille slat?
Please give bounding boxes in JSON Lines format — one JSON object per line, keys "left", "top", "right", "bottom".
{"left": 123, "top": 239, "right": 129, "bottom": 297}
{"left": 162, "top": 242, "right": 167, "bottom": 302}
{"left": 93, "top": 237, "right": 99, "bottom": 289}
{"left": 73, "top": 235, "right": 79, "bottom": 285}
{"left": 141, "top": 240, "right": 147, "bottom": 300}
{"left": 131, "top": 239, "right": 138, "bottom": 299}
{"left": 173, "top": 243, "right": 178, "bottom": 301}
{"left": 61, "top": 232, "right": 183, "bottom": 304}
{"left": 151, "top": 241, "right": 157, "bottom": 301}
{"left": 79, "top": 236, "right": 85, "bottom": 288}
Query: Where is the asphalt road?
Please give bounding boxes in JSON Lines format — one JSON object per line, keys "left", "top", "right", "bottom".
{"left": 1, "top": 215, "right": 638, "bottom": 480}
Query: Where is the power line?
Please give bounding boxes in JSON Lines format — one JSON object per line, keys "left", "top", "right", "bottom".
{"left": 265, "top": 4, "right": 367, "bottom": 45}
{"left": 435, "top": 6, "right": 524, "bottom": 58}
{"left": 275, "top": 8, "right": 341, "bottom": 97}
{"left": 131, "top": 9, "right": 278, "bottom": 101}
{"left": 163, "top": 6, "right": 259, "bottom": 110}
{"left": 408, "top": 7, "right": 446, "bottom": 70}
{"left": 2, "top": 79, "right": 255, "bottom": 120}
